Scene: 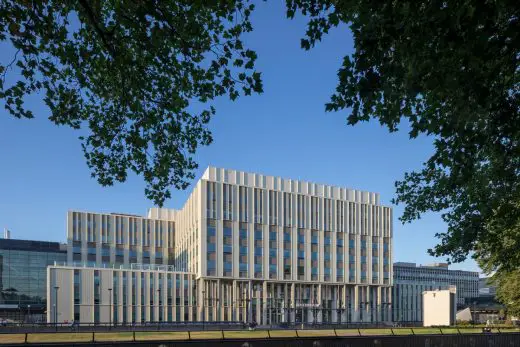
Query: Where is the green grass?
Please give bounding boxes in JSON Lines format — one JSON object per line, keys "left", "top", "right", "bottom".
{"left": 223, "top": 330, "right": 269, "bottom": 339}
{"left": 335, "top": 329, "right": 361, "bottom": 336}
{"left": 94, "top": 332, "right": 133, "bottom": 342}
{"left": 359, "top": 328, "right": 394, "bottom": 336}
{"left": 268, "top": 330, "right": 297, "bottom": 338}
{"left": 189, "top": 330, "right": 224, "bottom": 339}
{"left": 391, "top": 328, "right": 414, "bottom": 335}
{"left": 296, "top": 329, "right": 336, "bottom": 337}
{"left": 413, "top": 328, "right": 445, "bottom": 335}
{"left": 136, "top": 332, "right": 190, "bottom": 341}
{"left": 26, "top": 333, "right": 93, "bottom": 344}
{"left": 0, "top": 335, "right": 25, "bottom": 344}
{"left": 0, "top": 326, "right": 514, "bottom": 344}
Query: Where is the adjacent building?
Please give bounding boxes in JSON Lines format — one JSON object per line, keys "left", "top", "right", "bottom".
{"left": 423, "top": 288, "right": 457, "bottom": 327}
{"left": 0, "top": 238, "right": 67, "bottom": 321}
{"left": 392, "top": 262, "right": 479, "bottom": 323}
{"left": 48, "top": 166, "right": 394, "bottom": 325}
{"left": 478, "top": 277, "right": 497, "bottom": 298}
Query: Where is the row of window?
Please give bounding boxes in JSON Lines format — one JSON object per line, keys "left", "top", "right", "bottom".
{"left": 71, "top": 212, "right": 174, "bottom": 248}
{"left": 206, "top": 183, "right": 392, "bottom": 235}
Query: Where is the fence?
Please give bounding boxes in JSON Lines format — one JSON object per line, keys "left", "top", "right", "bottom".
{"left": 1, "top": 326, "right": 520, "bottom": 345}
{"left": 0, "top": 330, "right": 520, "bottom": 347}
{"left": 0, "top": 320, "right": 419, "bottom": 333}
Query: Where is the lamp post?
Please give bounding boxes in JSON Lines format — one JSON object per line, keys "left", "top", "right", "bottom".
{"left": 243, "top": 287, "right": 249, "bottom": 325}
{"left": 53, "top": 286, "right": 60, "bottom": 331}
{"left": 313, "top": 294, "right": 318, "bottom": 326}
{"left": 108, "top": 288, "right": 112, "bottom": 329}
{"left": 337, "top": 299, "right": 344, "bottom": 326}
{"left": 287, "top": 299, "right": 292, "bottom": 326}
{"left": 202, "top": 290, "right": 206, "bottom": 331}
{"left": 347, "top": 302, "right": 351, "bottom": 327}
{"left": 157, "top": 288, "right": 161, "bottom": 323}
{"left": 27, "top": 305, "right": 31, "bottom": 324}
{"left": 473, "top": 301, "right": 477, "bottom": 326}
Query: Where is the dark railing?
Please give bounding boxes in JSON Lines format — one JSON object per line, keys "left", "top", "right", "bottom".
{"left": 0, "top": 323, "right": 519, "bottom": 343}
{"left": 0, "top": 330, "right": 519, "bottom": 347}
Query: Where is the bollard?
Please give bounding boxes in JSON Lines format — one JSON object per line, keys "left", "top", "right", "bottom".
{"left": 92, "top": 331, "right": 95, "bottom": 342}
{"left": 24, "top": 333, "right": 28, "bottom": 344}
{"left": 133, "top": 330, "right": 136, "bottom": 342}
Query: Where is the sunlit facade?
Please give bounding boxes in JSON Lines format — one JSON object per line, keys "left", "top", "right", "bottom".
{"left": 48, "top": 167, "right": 393, "bottom": 325}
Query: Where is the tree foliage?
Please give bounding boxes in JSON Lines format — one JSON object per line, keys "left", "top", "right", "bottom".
{"left": 494, "top": 270, "right": 520, "bottom": 317}
{"left": 287, "top": 0, "right": 520, "bottom": 273}
{"left": 0, "top": 0, "right": 262, "bottom": 206}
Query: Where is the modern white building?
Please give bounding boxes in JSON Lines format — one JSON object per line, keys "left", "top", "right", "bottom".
{"left": 422, "top": 288, "right": 456, "bottom": 327}
{"left": 393, "top": 262, "right": 479, "bottom": 323}
{"left": 48, "top": 167, "right": 393, "bottom": 325}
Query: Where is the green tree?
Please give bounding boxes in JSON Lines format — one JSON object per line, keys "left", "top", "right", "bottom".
{"left": 0, "top": 0, "right": 262, "bottom": 206}
{"left": 287, "top": 1, "right": 519, "bottom": 273}
{"left": 494, "top": 270, "right": 520, "bottom": 318}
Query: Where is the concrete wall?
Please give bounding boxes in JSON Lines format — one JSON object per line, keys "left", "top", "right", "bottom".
{"left": 423, "top": 290, "right": 456, "bottom": 326}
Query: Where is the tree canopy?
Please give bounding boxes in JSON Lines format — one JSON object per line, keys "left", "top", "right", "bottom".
{"left": 493, "top": 270, "right": 520, "bottom": 317}
{"left": 287, "top": 0, "right": 519, "bottom": 274}
{"left": 0, "top": 0, "right": 262, "bottom": 206}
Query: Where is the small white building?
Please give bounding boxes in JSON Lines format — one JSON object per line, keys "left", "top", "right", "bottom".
{"left": 423, "top": 287, "right": 456, "bottom": 326}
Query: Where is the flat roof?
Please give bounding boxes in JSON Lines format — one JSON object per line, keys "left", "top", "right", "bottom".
{"left": 0, "top": 238, "right": 66, "bottom": 253}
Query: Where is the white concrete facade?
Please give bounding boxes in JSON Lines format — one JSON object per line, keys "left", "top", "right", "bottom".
{"left": 48, "top": 167, "right": 393, "bottom": 325}
{"left": 47, "top": 265, "right": 195, "bottom": 324}
{"left": 423, "top": 289, "right": 456, "bottom": 327}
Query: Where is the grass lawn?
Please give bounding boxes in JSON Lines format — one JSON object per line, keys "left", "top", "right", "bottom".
{"left": 223, "top": 330, "right": 269, "bottom": 339}
{"left": 334, "top": 329, "right": 360, "bottom": 336}
{"left": 391, "top": 328, "right": 414, "bottom": 335}
{"left": 358, "top": 328, "right": 394, "bottom": 336}
{"left": 296, "top": 329, "right": 336, "bottom": 337}
{"left": 0, "top": 335, "right": 25, "bottom": 344}
{"left": 268, "top": 330, "right": 297, "bottom": 338}
{"left": 0, "top": 326, "right": 514, "bottom": 344}
{"left": 188, "top": 330, "right": 224, "bottom": 339}
{"left": 136, "top": 332, "right": 190, "bottom": 341}
{"left": 412, "top": 328, "right": 444, "bottom": 335}
{"left": 94, "top": 332, "right": 133, "bottom": 342}
{"left": 26, "top": 333, "right": 93, "bottom": 343}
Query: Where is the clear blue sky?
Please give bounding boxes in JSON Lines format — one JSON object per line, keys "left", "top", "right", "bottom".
{"left": 0, "top": 2, "right": 479, "bottom": 272}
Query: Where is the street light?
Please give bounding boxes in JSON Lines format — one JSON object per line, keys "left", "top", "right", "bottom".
{"left": 27, "top": 305, "right": 31, "bottom": 324}
{"left": 202, "top": 290, "right": 206, "bottom": 331}
{"left": 473, "top": 301, "right": 477, "bottom": 326}
{"left": 157, "top": 288, "right": 161, "bottom": 323}
{"left": 337, "top": 299, "right": 344, "bottom": 326}
{"left": 347, "top": 302, "right": 351, "bottom": 326}
{"left": 108, "top": 288, "right": 112, "bottom": 329}
{"left": 53, "top": 286, "right": 60, "bottom": 331}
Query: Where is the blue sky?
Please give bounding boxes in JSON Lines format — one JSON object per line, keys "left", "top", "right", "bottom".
{"left": 0, "top": 2, "right": 479, "bottom": 272}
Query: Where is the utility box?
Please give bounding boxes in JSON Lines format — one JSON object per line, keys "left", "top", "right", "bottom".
{"left": 423, "top": 287, "right": 456, "bottom": 326}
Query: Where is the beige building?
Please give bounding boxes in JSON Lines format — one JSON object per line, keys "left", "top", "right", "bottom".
{"left": 48, "top": 167, "right": 393, "bottom": 325}
{"left": 422, "top": 288, "right": 456, "bottom": 327}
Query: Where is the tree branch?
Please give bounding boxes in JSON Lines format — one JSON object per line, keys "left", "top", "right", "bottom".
{"left": 77, "top": 0, "right": 116, "bottom": 58}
